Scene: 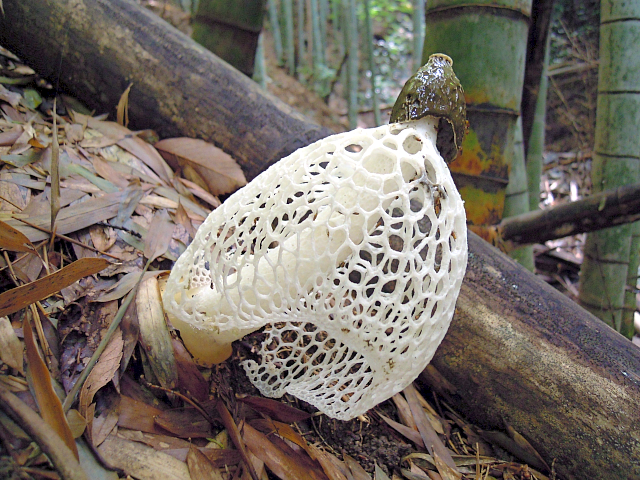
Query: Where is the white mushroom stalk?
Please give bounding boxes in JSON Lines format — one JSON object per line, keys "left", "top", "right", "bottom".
{"left": 163, "top": 54, "right": 468, "bottom": 420}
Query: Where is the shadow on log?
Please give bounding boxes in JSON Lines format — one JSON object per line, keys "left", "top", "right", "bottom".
{"left": 1, "top": 1, "right": 639, "bottom": 479}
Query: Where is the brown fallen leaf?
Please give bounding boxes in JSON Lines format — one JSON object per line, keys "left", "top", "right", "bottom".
{"left": 154, "top": 406, "right": 214, "bottom": 438}
{"left": 143, "top": 209, "right": 174, "bottom": 261}
{"left": 377, "top": 411, "right": 424, "bottom": 448}
{"left": 0, "top": 316, "right": 24, "bottom": 374}
{"left": 156, "top": 137, "right": 247, "bottom": 196}
{"left": 404, "top": 384, "right": 459, "bottom": 473}
{"left": 172, "top": 337, "right": 209, "bottom": 402}
{"left": 0, "top": 257, "right": 110, "bottom": 317}
{"left": 243, "top": 422, "right": 326, "bottom": 480}
{"left": 0, "top": 219, "right": 36, "bottom": 253}
{"left": 432, "top": 451, "right": 462, "bottom": 480}
{"left": 117, "top": 395, "right": 166, "bottom": 434}
{"left": 238, "top": 396, "right": 311, "bottom": 423}
{"left": 23, "top": 309, "right": 78, "bottom": 459}
{"left": 343, "top": 452, "right": 371, "bottom": 480}
{"left": 78, "top": 329, "right": 123, "bottom": 424}
{"left": 186, "top": 444, "right": 225, "bottom": 480}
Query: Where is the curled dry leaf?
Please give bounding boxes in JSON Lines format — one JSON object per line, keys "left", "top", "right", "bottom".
{"left": 155, "top": 137, "right": 247, "bottom": 196}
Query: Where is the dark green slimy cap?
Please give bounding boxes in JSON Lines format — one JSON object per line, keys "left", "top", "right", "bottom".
{"left": 390, "top": 54, "right": 467, "bottom": 163}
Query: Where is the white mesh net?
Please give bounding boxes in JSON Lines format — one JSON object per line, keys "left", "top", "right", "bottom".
{"left": 163, "top": 120, "right": 467, "bottom": 420}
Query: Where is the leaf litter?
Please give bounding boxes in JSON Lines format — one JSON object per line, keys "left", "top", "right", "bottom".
{"left": 0, "top": 48, "right": 558, "bottom": 480}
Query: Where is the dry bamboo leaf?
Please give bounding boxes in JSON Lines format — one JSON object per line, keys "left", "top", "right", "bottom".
{"left": 143, "top": 209, "right": 174, "bottom": 261}
{"left": 88, "top": 119, "right": 173, "bottom": 183}
{"left": 14, "top": 251, "right": 44, "bottom": 282}
{"left": 0, "top": 257, "right": 109, "bottom": 317}
{"left": 0, "top": 316, "right": 24, "bottom": 374}
{"left": 8, "top": 189, "right": 128, "bottom": 242}
{"left": 137, "top": 275, "right": 178, "bottom": 390}
{"left": 66, "top": 409, "right": 87, "bottom": 439}
{"left": 187, "top": 444, "right": 225, "bottom": 480}
{"left": 65, "top": 123, "right": 85, "bottom": 143}
{"left": 504, "top": 422, "right": 550, "bottom": 472}
{"left": 117, "top": 427, "right": 193, "bottom": 451}
{"left": 374, "top": 463, "right": 391, "bottom": 480}
{"left": 343, "top": 453, "right": 371, "bottom": 480}
{"left": 98, "top": 434, "right": 191, "bottom": 480}
{"left": 92, "top": 156, "right": 129, "bottom": 188}
{"left": 305, "top": 444, "right": 349, "bottom": 480}
{"left": 117, "top": 395, "right": 166, "bottom": 434}
{"left": 239, "top": 396, "right": 311, "bottom": 423}
{"left": 154, "top": 407, "right": 214, "bottom": 438}
{"left": 0, "top": 125, "right": 23, "bottom": 145}
{"left": 117, "top": 83, "right": 133, "bottom": 128}
{"left": 392, "top": 393, "right": 418, "bottom": 432}
{"left": 177, "top": 177, "right": 221, "bottom": 208}
{"left": 404, "top": 384, "right": 458, "bottom": 472}
{"left": 243, "top": 422, "right": 322, "bottom": 480}
{"left": 172, "top": 337, "right": 209, "bottom": 402}
{"left": 0, "top": 85, "right": 21, "bottom": 107}
{"left": 78, "top": 329, "right": 123, "bottom": 419}
{"left": 377, "top": 411, "right": 424, "bottom": 448}
{"left": 51, "top": 115, "right": 60, "bottom": 233}
{"left": 89, "top": 224, "right": 117, "bottom": 252}
{"left": 0, "top": 219, "right": 36, "bottom": 253}
{"left": 23, "top": 311, "right": 79, "bottom": 459}
{"left": 432, "top": 451, "right": 462, "bottom": 480}
{"left": 172, "top": 201, "right": 197, "bottom": 239}
{"left": 155, "top": 137, "right": 247, "bottom": 196}
{"left": 92, "top": 405, "right": 119, "bottom": 447}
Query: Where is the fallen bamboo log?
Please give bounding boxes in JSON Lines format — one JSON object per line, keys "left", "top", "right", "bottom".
{"left": 1, "top": 1, "right": 639, "bottom": 479}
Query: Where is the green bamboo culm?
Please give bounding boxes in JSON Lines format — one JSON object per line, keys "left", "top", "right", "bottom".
{"left": 412, "top": 0, "right": 425, "bottom": 72}
{"left": 283, "top": 0, "right": 295, "bottom": 75}
{"left": 253, "top": 33, "right": 267, "bottom": 88}
{"left": 623, "top": 226, "right": 640, "bottom": 338}
{"left": 423, "top": 0, "right": 532, "bottom": 229}
{"left": 344, "top": 0, "right": 358, "bottom": 128}
{"left": 297, "top": 0, "right": 305, "bottom": 80}
{"left": 503, "top": 118, "right": 534, "bottom": 271}
{"left": 526, "top": 36, "right": 550, "bottom": 214}
{"left": 268, "top": 0, "right": 284, "bottom": 65}
{"left": 364, "top": 0, "right": 381, "bottom": 126}
{"left": 578, "top": 0, "right": 640, "bottom": 336}
{"left": 318, "top": 0, "right": 328, "bottom": 63}
{"left": 310, "top": 0, "right": 324, "bottom": 88}
{"left": 191, "top": 0, "right": 267, "bottom": 77}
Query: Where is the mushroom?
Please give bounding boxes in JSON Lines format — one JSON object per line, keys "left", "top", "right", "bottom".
{"left": 163, "top": 54, "right": 468, "bottom": 420}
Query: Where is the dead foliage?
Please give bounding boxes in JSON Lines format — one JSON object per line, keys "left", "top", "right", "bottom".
{"left": 0, "top": 48, "right": 556, "bottom": 480}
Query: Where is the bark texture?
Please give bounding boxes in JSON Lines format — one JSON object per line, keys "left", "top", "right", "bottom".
{"left": 0, "top": 0, "right": 332, "bottom": 182}
{"left": 1, "top": 1, "right": 640, "bottom": 479}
